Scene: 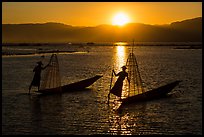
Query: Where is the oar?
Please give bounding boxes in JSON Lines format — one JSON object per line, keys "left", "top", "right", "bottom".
{"left": 107, "top": 69, "right": 114, "bottom": 105}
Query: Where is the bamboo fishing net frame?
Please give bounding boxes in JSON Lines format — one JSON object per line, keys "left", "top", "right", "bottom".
{"left": 125, "top": 43, "right": 145, "bottom": 97}
{"left": 40, "top": 54, "right": 61, "bottom": 91}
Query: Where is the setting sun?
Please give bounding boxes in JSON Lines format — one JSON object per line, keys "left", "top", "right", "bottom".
{"left": 112, "top": 12, "right": 130, "bottom": 26}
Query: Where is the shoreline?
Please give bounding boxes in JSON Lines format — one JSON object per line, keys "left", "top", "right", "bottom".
{"left": 2, "top": 50, "right": 88, "bottom": 57}
{"left": 2, "top": 42, "right": 202, "bottom": 47}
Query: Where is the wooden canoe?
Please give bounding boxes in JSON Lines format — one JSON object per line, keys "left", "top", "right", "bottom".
{"left": 35, "top": 75, "right": 103, "bottom": 94}
{"left": 120, "top": 80, "right": 181, "bottom": 106}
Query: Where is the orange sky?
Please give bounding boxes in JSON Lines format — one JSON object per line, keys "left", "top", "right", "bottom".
{"left": 2, "top": 2, "right": 202, "bottom": 26}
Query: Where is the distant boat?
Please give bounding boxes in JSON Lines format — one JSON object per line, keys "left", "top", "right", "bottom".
{"left": 174, "top": 45, "right": 202, "bottom": 49}
{"left": 87, "top": 42, "right": 95, "bottom": 45}
{"left": 35, "top": 54, "right": 102, "bottom": 95}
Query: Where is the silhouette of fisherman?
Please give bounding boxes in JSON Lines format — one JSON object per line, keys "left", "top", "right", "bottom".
{"left": 109, "top": 66, "right": 130, "bottom": 98}
{"left": 29, "top": 61, "right": 50, "bottom": 94}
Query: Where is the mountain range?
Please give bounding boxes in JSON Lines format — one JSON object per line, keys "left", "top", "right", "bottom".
{"left": 2, "top": 17, "right": 202, "bottom": 43}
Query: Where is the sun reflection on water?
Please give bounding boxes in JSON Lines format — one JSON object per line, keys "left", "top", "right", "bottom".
{"left": 109, "top": 44, "right": 146, "bottom": 135}
{"left": 108, "top": 113, "right": 132, "bottom": 135}
{"left": 115, "top": 45, "right": 126, "bottom": 71}
{"left": 115, "top": 45, "right": 131, "bottom": 99}
{"left": 107, "top": 103, "right": 148, "bottom": 135}
{"left": 108, "top": 45, "right": 128, "bottom": 108}
{"left": 108, "top": 45, "right": 130, "bottom": 134}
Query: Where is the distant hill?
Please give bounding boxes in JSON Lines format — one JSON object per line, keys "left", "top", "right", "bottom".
{"left": 2, "top": 17, "right": 202, "bottom": 43}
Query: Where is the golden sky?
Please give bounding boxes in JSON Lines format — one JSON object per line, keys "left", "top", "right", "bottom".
{"left": 2, "top": 2, "right": 202, "bottom": 26}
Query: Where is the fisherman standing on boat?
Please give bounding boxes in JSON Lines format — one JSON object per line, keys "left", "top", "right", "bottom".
{"left": 109, "top": 66, "right": 130, "bottom": 98}
{"left": 28, "top": 61, "right": 50, "bottom": 94}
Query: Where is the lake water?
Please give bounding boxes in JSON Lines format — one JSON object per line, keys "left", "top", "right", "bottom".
{"left": 2, "top": 44, "right": 202, "bottom": 135}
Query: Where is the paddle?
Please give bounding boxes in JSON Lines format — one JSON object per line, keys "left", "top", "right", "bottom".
{"left": 107, "top": 69, "right": 114, "bottom": 105}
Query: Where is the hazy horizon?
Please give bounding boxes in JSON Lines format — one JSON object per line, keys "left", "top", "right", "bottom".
{"left": 2, "top": 2, "right": 202, "bottom": 43}
{"left": 2, "top": 2, "right": 202, "bottom": 27}
{"left": 2, "top": 16, "right": 202, "bottom": 27}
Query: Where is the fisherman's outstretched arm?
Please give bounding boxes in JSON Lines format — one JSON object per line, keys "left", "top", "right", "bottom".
{"left": 42, "top": 62, "right": 50, "bottom": 69}
{"left": 112, "top": 69, "right": 116, "bottom": 76}
{"left": 112, "top": 70, "right": 120, "bottom": 76}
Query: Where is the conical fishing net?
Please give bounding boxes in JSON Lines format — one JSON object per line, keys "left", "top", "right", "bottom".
{"left": 40, "top": 54, "right": 61, "bottom": 90}
{"left": 126, "top": 52, "right": 144, "bottom": 97}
